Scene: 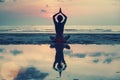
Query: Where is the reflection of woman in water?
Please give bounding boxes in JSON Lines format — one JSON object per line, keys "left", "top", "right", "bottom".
{"left": 53, "top": 8, "right": 67, "bottom": 42}
{"left": 50, "top": 43, "right": 70, "bottom": 77}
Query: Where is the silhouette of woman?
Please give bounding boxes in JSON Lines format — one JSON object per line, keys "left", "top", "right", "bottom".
{"left": 53, "top": 8, "right": 67, "bottom": 42}
{"left": 50, "top": 43, "right": 70, "bottom": 77}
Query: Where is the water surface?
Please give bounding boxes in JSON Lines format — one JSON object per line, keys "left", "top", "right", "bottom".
{"left": 0, "top": 44, "right": 120, "bottom": 80}
{"left": 0, "top": 25, "right": 120, "bottom": 33}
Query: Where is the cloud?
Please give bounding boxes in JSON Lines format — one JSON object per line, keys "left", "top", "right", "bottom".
{"left": 68, "top": 51, "right": 119, "bottom": 64}
{"left": 73, "top": 79, "right": 79, "bottom": 80}
{"left": 0, "top": 48, "right": 5, "bottom": 53}
{"left": 64, "top": 50, "right": 87, "bottom": 58}
{"left": 0, "top": 0, "right": 12, "bottom": 2}
{"left": 103, "top": 58, "right": 112, "bottom": 64}
{"left": 14, "top": 67, "right": 49, "bottom": 80}
{"left": 89, "top": 52, "right": 102, "bottom": 57}
{"left": 90, "top": 52, "right": 119, "bottom": 64}
{"left": 73, "top": 54, "right": 86, "bottom": 58}
{"left": 64, "top": 50, "right": 71, "bottom": 55}
{"left": 92, "top": 59, "right": 99, "bottom": 63}
{"left": 41, "top": 9, "right": 47, "bottom": 13}
{"left": 89, "top": 52, "right": 118, "bottom": 64}
{"left": 0, "top": 0, "right": 5, "bottom": 2}
{"left": 10, "top": 50, "right": 23, "bottom": 56}
{"left": 57, "top": 0, "right": 63, "bottom": 2}
{"left": 116, "top": 71, "right": 120, "bottom": 73}
{"left": 0, "top": 56, "right": 4, "bottom": 59}
{"left": 46, "top": 4, "right": 48, "bottom": 7}
{"left": 57, "top": 0, "right": 72, "bottom": 2}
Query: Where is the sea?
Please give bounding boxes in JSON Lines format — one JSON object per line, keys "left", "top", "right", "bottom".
{"left": 0, "top": 25, "right": 120, "bottom": 33}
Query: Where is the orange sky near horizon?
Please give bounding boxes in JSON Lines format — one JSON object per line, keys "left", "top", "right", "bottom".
{"left": 1, "top": 0, "right": 119, "bottom": 18}
{"left": 0, "top": 0, "right": 120, "bottom": 25}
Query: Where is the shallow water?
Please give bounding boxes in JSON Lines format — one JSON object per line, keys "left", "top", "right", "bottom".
{"left": 0, "top": 44, "right": 120, "bottom": 80}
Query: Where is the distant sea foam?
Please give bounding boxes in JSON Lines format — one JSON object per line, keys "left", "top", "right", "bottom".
{"left": 0, "top": 25, "right": 120, "bottom": 33}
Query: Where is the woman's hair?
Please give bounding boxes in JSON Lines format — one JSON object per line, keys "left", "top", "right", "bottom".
{"left": 57, "top": 15, "right": 63, "bottom": 22}
{"left": 57, "top": 63, "right": 63, "bottom": 69}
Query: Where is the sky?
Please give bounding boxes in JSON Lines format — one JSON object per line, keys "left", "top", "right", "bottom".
{"left": 0, "top": 0, "right": 120, "bottom": 25}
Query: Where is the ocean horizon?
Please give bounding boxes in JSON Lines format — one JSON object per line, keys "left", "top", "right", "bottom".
{"left": 0, "top": 25, "right": 120, "bottom": 34}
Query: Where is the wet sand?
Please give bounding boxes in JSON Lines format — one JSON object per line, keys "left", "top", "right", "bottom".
{"left": 0, "top": 33, "right": 120, "bottom": 44}
{"left": 0, "top": 44, "right": 120, "bottom": 80}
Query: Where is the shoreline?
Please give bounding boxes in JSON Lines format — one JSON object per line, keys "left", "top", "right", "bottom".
{"left": 0, "top": 33, "right": 120, "bottom": 44}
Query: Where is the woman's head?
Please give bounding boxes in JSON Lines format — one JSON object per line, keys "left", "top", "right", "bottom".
{"left": 57, "top": 63, "right": 63, "bottom": 69}
{"left": 57, "top": 15, "right": 63, "bottom": 22}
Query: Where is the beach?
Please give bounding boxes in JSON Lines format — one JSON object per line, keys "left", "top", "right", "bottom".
{"left": 0, "top": 26, "right": 120, "bottom": 80}
{"left": 0, "top": 33, "right": 120, "bottom": 44}
{"left": 0, "top": 24, "right": 120, "bottom": 80}
{"left": 0, "top": 44, "right": 120, "bottom": 80}
{"left": 0, "top": 32, "right": 120, "bottom": 80}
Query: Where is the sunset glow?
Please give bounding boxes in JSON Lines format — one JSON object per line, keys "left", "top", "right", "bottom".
{"left": 0, "top": 0, "right": 120, "bottom": 25}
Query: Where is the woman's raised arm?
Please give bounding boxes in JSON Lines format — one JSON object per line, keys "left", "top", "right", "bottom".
{"left": 53, "top": 12, "right": 59, "bottom": 23}
{"left": 61, "top": 12, "right": 67, "bottom": 24}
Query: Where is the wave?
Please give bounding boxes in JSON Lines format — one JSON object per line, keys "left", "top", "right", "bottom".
{"left": 0, "top": 25, "right": 120, "bottom": 33}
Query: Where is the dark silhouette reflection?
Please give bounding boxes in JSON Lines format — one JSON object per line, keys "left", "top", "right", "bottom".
{"left": 50, "top": 43, "right": 70, "bottom": 77}
{"left": 52, "top": 8, "right": 68, "bottom": 42}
